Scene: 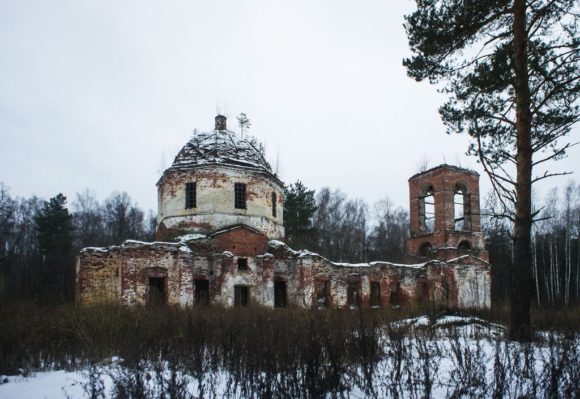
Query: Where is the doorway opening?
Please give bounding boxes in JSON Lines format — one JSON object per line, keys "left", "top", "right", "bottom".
{"left": 148, "top": 277, "right": 166, "bottom": 305}
{"left": 195, "top": 279, "right": 209, "bottom": 305}
{"left": 234, "top": 285, "right": 250, "bottom": 306}
{"left": 274, "top": 281, "right": 287, "bottom": 307}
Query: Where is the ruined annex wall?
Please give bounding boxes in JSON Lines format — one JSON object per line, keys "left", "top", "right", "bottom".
{"left": 207, "top": 252, "right": 275, "bottom": 306}
{"left": 157, "top": 165, "right": 285, "bottom": 240}
{"left": 77, "top": 241, "right": 195, "bottom": 306}
{"left": 119, "top": 241, "right": 193, "bottom": 306}
{"left": 452, "top": 261, "right": 491, "bottom": 309}
{"left": 292, "top": 257, "right": 443, "bottom": 308}
{"left": 77, "top": 247, "right": 121, "bottom": 305}
{"left": 267, "top": 241, "right": 442, "bottom": 308}
{"left": 77, "top": 239, "right": 491, "bottom": 310}
{"left": 267, "top": 241, "right": 490, "bottom": 309}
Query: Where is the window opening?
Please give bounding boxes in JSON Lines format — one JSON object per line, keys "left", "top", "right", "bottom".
{"left": 347, "top": 282, "right": 361, "bottom": 307}
{"left": 417, "top": 281, "right": 428, "bottom": 303}
{"left": 148, "top": 277, "right": 165, "bottom": 305}
{"left": 370, "top": 282, "right": 381, "bottom": 307}
{"left": 274, "top": 281, "right": 287, "bottom": 307}
{"left": 454, "top": 184, "right": 471, "bottom": 230}
{"left": 271, "top": 192, "right": 277, "bottom": 217}
{"left": 316, "top": 280, "right": 329, "bottom": 307}
{"left": 390, "top": 282, "right": 401, "bottom": 306}
{"left": 195, "top": 279, "right": 209, "bottom": 305}
{"left": 458, "top": 240, "right": 472, "bottom": 255}
{"left": 419, "top": 186, "right": 435, "bottom": 233}
{"left": 234, "top": 285, "right": 249, "bottom": 306}
{"left": 234, "top": 183, "right": 247, "bottom": 209}
{"left": 237, "top": 258, "right": 248, "bottom": 271}
{"left": 185, "top": 182, "right": 196, "bottom": 209}
{"left": 418, "top": 242, "right": 434, "bottom": 258}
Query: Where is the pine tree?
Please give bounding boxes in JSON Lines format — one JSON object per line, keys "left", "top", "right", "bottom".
{"left": 35, "top": 193, "right": 74, "bottom": 303}
{"left": 284, "top": 181, "right": 317, "bottom": 249}
{"left": 404, "top": 0, "right": 579, "bottom": 341}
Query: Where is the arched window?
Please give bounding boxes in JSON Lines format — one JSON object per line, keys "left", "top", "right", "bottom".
{"left": 454, "top": 184, "right": 471, "bottom": 231}
{"left": 458, "top": 240, "right": 471, "bottom": 255}
{"left": 419, "top": 186, "right": 435, "bottom": 233}
{"left": 419, "top": 242, "right": 434, "bottom": 258}
{"left": 271, "top": 192, "right": 277, "bottom": 217}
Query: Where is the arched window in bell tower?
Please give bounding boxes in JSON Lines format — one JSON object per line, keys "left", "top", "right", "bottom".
{"left": 454, "top": 184, "right": 471, "bottom": 231}
{"left": 419, "top": 186, "right": 435, "bottom": 233}
{"left": 419, "top": 242, "right": 434, "bottom": 258}
{"left": 458, "top": 240, "right": 472, "bottom": 255}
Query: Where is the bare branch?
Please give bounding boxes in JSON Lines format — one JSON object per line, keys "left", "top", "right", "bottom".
{"left": 531, "top": 170, "right": 573, "bottom": 183}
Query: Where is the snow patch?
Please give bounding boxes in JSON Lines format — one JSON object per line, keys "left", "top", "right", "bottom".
{"left": 176, "top": 233, "right": 207, "bottom": 242}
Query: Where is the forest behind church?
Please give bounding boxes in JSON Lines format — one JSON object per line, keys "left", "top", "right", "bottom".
{"left": 0, "top": 179, "right": 579, "bottom": 308}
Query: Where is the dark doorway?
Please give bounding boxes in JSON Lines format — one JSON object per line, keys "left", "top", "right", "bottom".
{"left": 195, "top": 279, "right": 209, "bottom": 305}
{"left": 370, "top": 282, "right": 381, "bottom": 307}
{"left": 234, "top": 285, "right": 249, "bottom": 306}
{"left": 274, "top": 281, "right": 287, "bottom": 307}
{"left": 148, "top": 277, "right": 165, "bottom": 305}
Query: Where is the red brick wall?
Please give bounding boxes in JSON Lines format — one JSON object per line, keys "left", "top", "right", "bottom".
{"left": 407, "top": 165, "right": 488, "bottom": 261}
{"left": 213, "top": 227, "right": 268, "bottom": 257}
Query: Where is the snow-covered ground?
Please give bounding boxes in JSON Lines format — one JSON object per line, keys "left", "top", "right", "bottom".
{"left": 1, "top": 315, "right": 578, "bottom": 398}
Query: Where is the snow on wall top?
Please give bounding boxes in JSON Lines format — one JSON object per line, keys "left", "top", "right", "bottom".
{"left": 80, "top": 240, "right": 191, "bottom": 254}
{"left": 408, "top": 164, "right": 479, "bottom": 181}
{"left": 166, "top": 128, "right": 272, "bottom": 174}
{"left": 268, "top": 240, "right": 430, "bottom": 269}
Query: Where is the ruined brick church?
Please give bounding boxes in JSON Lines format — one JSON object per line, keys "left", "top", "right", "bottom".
{"left": 77, "top": 115, "right": 490, "bottom": 308}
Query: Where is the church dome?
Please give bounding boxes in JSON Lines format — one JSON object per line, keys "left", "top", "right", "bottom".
{"left": 165, "top": 115, "right": 272, "bottom": 175}
{"left": 156, "top": 115, "right": 285, "bottom": 241}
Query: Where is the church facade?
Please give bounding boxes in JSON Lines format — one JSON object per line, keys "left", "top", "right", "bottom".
{"left": 76, "top": 116, "right": 490, "bottom": 309}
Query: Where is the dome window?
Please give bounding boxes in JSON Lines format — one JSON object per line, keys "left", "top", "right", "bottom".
{"left": 234, "top": 183, "right": 247, "bottom": 209}
{"left": 185, "top": 182, "right": 196, "bottom": 209}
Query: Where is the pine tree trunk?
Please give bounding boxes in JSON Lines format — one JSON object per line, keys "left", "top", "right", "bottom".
{"left": 510, "top": 0, "right": 534, "bottom": 341}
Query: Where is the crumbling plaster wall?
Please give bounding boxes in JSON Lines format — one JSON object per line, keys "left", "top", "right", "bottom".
{"left": 157, "top": 165, "right": 284, "bottom": 240}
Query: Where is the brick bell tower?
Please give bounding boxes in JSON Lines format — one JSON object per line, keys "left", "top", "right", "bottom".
{"left": 407, "top": 165, "right": 489, "bottom": 262}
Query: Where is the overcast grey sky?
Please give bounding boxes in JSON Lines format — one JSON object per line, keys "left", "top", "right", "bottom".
{"left": 1, "top": 0, "right": 578, "bottom": 214}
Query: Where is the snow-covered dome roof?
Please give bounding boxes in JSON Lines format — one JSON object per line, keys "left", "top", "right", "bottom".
{"left": 165, "top": 115, "right": 272, "bottom": 174}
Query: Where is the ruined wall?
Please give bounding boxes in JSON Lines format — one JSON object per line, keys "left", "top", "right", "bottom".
{"left": 266, "top": 242, "right": 479, "bottom": 309}
{"left": 77, "top": 247, "right": 121, "bottom": 305}
{"left": 77, "top": 241, "right": 194, "bottom": 306}
{"left": 157, "top": 165, "right": 284, "bottom": 240}
{"left": 77, "top": 239, "right": 490, "bottom": 310}
{"left": 452, "top": 259, "right": 491, "bottom": 308}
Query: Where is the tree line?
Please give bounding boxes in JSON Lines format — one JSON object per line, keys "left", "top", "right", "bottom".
{"left": 0, "top": 185, "right": 155, "bottom": 303}
{"left": 283, "top": 181, "right": 409, "bottom": 264}
{"left": 486, "top": 181, "right": 580, "bottom": 308}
